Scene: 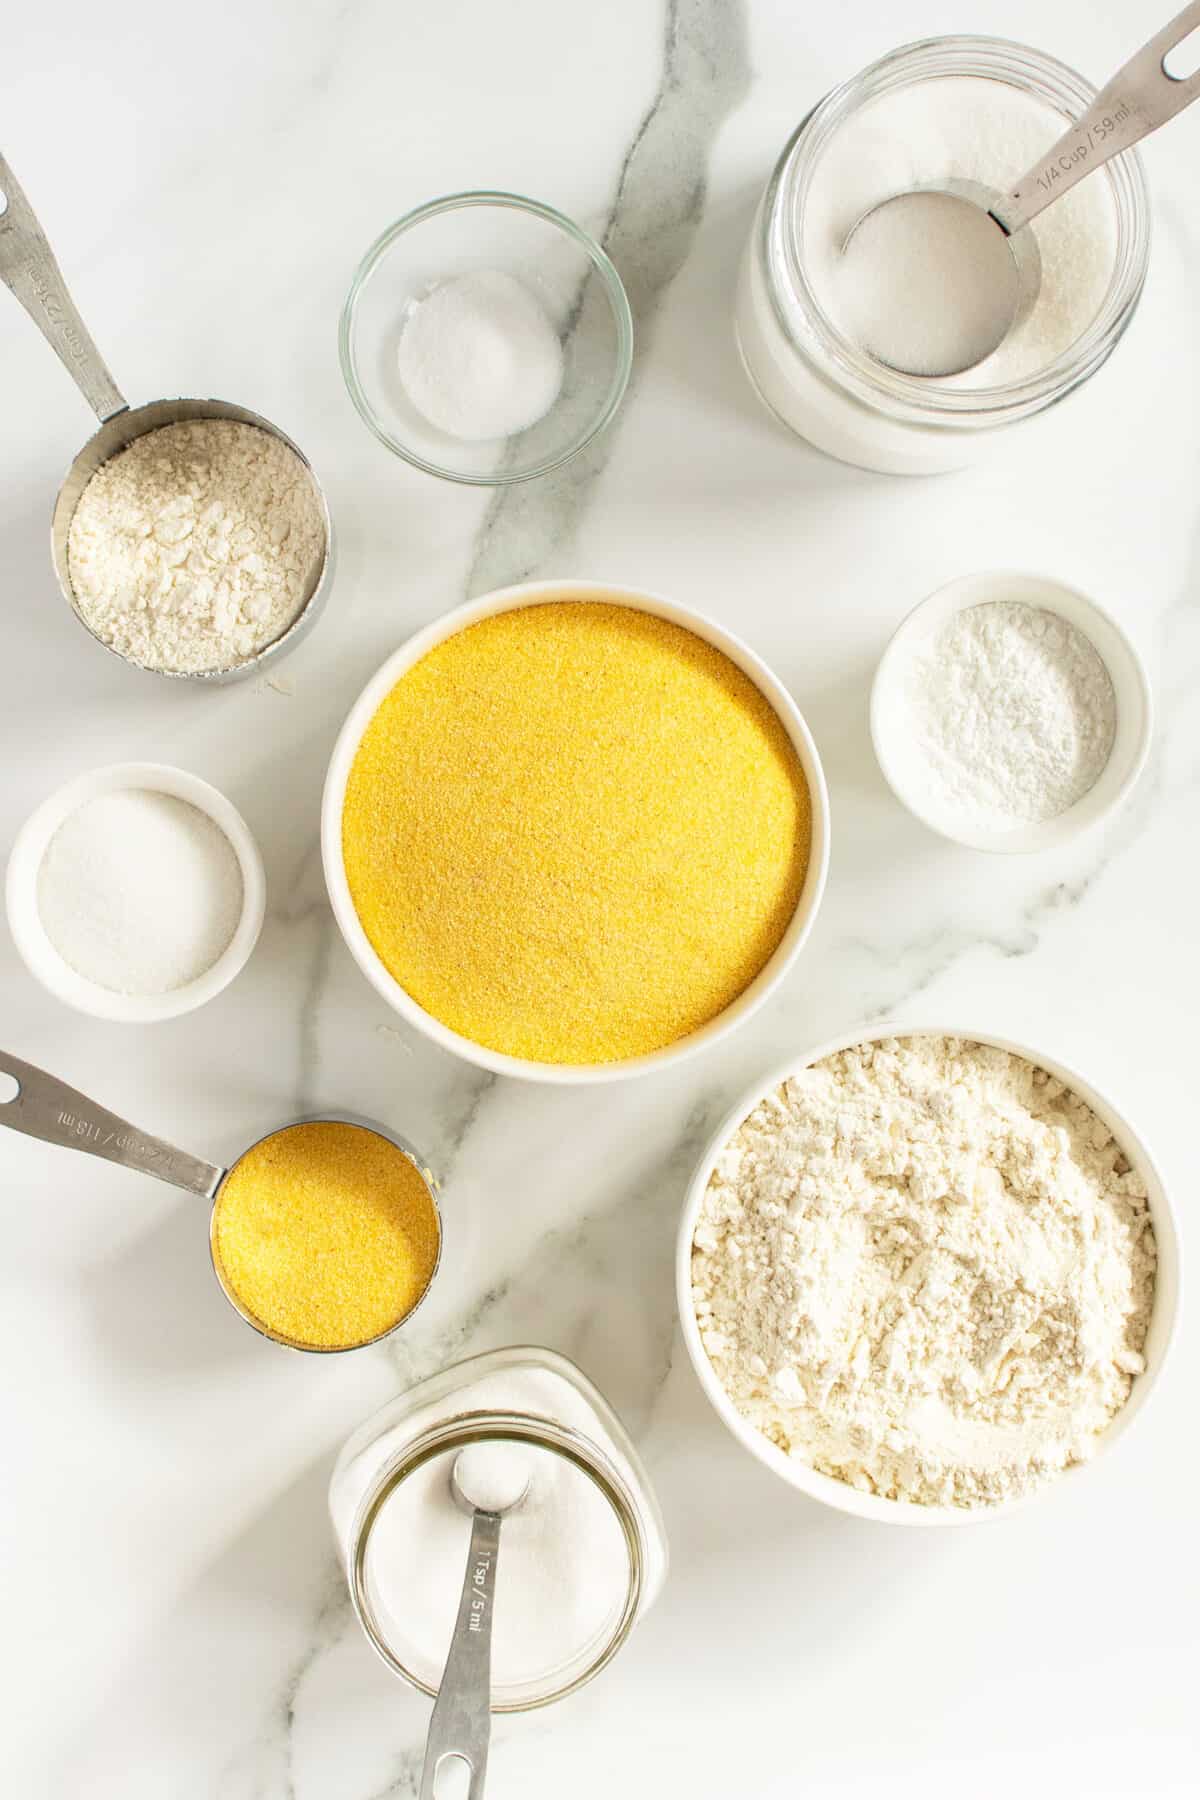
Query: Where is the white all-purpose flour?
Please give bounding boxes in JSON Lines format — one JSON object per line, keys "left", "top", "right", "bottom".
{"left": 691, "top": 1037, "right": 1156, "bottom": 1509}
{"left": 67, "top": 419, "right": 325, "bottom": 675}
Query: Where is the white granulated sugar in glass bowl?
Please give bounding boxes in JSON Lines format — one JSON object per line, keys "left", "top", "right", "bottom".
{"left": 396, "top": 270, "right": 564, "bottom": 441}
{"left": 678, "top": 1028, "right": 1179, "bottom": 1524}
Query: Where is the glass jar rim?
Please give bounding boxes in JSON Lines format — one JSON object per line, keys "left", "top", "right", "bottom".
{"left": 767, "top": 34, "right": 1151, "bottom": 423}
{"left": 347, "top": 1408, "right": 646, "bottom": 1713}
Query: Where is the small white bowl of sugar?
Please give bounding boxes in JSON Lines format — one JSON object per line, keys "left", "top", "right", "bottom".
{"left": 870, "top": 570, "right": 1152, "bottom": 853}
{"left": 6, "top": 762, "right": 266, "bottom": 1022}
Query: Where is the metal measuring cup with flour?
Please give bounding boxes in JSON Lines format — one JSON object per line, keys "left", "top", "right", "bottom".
{"left": 0, "top": 152, "right": 332, "bottom": 681}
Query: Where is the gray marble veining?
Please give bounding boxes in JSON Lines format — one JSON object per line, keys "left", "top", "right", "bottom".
{"left": 2, "top": 1, "right": 1196, "bottom": 1797}
{"left": 467, "top": 0, "right": 749, "bottom": 596}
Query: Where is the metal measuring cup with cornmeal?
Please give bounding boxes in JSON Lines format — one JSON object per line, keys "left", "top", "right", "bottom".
{"left": 0, "top": 1053, "right": 440, "bottom": 1352}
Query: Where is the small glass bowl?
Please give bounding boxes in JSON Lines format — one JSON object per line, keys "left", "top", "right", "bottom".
{"left": 339, "top": 192, "right": 633, "bottom": 485}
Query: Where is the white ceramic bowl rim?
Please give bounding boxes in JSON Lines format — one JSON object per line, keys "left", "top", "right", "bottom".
{"left": 6, "top": 761, "right": 267, "bottom": 1023}
{"left": 869, "top": 570, "right": 1153, "bottom": 854}
{"left": 676, "top": 1022, "right": 1181, "bottom": 1526}
{"left": 321, "top": 580, "right": 831, "bottom": 1084}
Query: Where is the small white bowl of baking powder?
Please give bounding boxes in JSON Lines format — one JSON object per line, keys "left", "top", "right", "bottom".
{"left": 870, "top": 570, "right": 1152, "bottom": 853}
{"left": 6, "top": 762, "right": 266, "bottom": 1023}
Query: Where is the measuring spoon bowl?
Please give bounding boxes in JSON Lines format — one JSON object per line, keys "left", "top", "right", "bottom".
{"left": 0, "top": 1051, "right": 441, "bottom": 1351}
{"left": 841, "top": 2, "right": 1200, "bottom": 376}
{"left": 840, "top": 181, "right": 1041, "bottom": 377}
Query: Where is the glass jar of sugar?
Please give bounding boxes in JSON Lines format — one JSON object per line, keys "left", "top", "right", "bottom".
{"left": 329, "top": 1347, "right": 668, "bottom": 1711}
{"left": 735, "top": 36, "right": 1150, "bottom": 475}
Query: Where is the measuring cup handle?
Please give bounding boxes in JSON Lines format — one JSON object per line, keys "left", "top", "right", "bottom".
{"left": 1001, "top": 2, "right": 1200, "bottom": 230}
{"left": 0, "top": 153, "right": 127, "bottom": 422}
{"left": 0, "top": 1051, "right": 223, "bottom": 1198}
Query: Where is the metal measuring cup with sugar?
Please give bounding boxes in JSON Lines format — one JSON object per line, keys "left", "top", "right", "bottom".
{"left": 0, "top": 152, "right": 333, "bottom": 682}
{"left": 0, "top": 1052, "right": 442, "bottom": 1352}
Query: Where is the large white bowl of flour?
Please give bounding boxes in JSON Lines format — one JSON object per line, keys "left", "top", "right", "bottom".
{"left": 676, "top": 1026, "right": 1180, "bottom": 1526}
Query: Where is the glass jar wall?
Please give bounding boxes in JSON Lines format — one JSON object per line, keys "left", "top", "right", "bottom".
{"left": 735, "top": 37, "right": 1150, "bottom": 475}
{"left": 329, "top": 1346, "right": 668, "bottom": 1712}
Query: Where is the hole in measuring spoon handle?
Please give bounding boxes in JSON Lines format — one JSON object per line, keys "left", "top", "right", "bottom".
{"left": 0, "top": 1072, "right": 20, "bottom": 1104}
{"left": 1164, "top": 26, "right": 1200, "bottom": 82}
{"left": 433, "top": 1753, "right": 473, "bottom": 1800}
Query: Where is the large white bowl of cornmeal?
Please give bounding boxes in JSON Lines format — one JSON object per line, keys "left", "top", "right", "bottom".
{"left": 322, "top": 582, "right": 829, "bottom": 1081}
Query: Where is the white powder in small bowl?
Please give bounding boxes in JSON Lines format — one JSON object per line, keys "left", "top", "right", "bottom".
{"left": 885, "top": 600, "right": 1117, "bottom": 833}
{"left": 396, "top": 270, "right": 564, "bottom": 441}
{"left": 37, "top": 789, "right": 244, "bottom": 996}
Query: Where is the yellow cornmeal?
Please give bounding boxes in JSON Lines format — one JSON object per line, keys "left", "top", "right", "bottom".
{"left": 211, "top": 1122, "right": 440, "bottom": 1350}
{"left": 342, "top": 601, "right": 812, "bottom": 1064}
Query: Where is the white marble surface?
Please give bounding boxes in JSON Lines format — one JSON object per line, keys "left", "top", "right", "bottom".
{"left": 2, "top": 2, "right": 1198, "bottom": 1794}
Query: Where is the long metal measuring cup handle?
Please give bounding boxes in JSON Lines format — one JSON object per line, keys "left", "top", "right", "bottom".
{"left": 1000, "top": 1, "right": 1200, "bottom": 231}
{"left": 0, "top": 152, "right": 127, "bottom": 422}
{"left": 0, "top": 1051, "right": 223, "bottom": 1199}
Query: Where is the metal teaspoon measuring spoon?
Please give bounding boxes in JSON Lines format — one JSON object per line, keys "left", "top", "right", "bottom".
{"left": 419, "top": 1449, "right": 532, "bottom": 1800}
{"left": 840, "top": 3, "right": 1200, "bottom": 377}
{"left": 0, "top": 152, "right": 333, "bottom": 681}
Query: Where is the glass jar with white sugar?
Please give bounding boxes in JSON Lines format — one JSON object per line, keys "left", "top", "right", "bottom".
{"left": 735, "top": 37, "right": 1151, "bottom": 475}
{"left": 329, "top": 1347, "right": 668, "bottom": 1712}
